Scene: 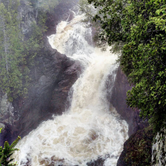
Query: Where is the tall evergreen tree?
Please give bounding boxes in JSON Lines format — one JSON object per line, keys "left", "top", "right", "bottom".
{"left": 0, "top": 128, "right": 20, "bottom": 166}
{"left": 0, "top": 0, "right": 24, "bottom": 101}
{"left": 0, "top": 0, "right": 47, "bottom": 102}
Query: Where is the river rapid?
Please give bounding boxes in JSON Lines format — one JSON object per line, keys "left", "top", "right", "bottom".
{"left": 13, "top": 12, "right": 128, "bottom": 166}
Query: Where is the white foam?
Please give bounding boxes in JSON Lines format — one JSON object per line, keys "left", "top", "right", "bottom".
{"left": 13, "top": 13, "right": 128, "bottom": 166}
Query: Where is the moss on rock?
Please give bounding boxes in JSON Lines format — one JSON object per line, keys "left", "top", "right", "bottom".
{"left": 117, "top": 125, "right": 155, "bottom": 166}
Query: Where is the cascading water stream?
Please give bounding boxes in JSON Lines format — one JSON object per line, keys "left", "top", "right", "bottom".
{"left": 13, "top": 12, "right": 128, "bottom": 166}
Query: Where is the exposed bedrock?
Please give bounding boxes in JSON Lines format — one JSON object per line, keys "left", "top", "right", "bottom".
{"left": 110, "top": 67, "right": 145, "bottom": 136}
{"left": 0, "top": 45, "right": 81, "bottom": 145}
{"left": 117, "top": 125, "right": 154, "bottom": 166}
{"left": 0, "top": 1, "right": 147, "bottom": 166}
{"left": 45, "top": 0, "right": 79, "bottom": 36}
{"left": 14, "top": 47, "right": 81, "bottom": 139}
{"left": 0, "top": 0, "right": 81, "bottom": 145}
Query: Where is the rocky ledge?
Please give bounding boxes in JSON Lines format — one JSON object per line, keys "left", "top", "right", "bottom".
{"left": 117, "top": 125, "right": 155, "bottom": 166}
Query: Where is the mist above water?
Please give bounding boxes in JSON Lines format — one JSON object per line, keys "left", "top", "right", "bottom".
{"left": 13, "top": 12, "right": 128, "bottom": 166}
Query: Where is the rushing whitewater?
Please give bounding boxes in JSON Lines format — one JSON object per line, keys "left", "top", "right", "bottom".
{"left": 13, "top": 13, "right": 128, "bottom": 166}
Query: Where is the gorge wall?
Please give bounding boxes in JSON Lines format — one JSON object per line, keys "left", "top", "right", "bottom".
{"left": 0, "top": 0, "right": 153, "bottom": 165}
{"left": 0, "top": 0, "right": 80, "bottom": 144}
{"left": 111, "top": 67, "right": 139, "bottom": 136}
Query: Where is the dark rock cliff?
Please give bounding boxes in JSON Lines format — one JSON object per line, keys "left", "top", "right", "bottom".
{"left": 13, "top": 47, "right": 80, "bottom": 138}
{"left": 0, "top": 0, "right": 80, "bottom": 145}
{"left": 117, "top": 125, "right": 154, "bottom": 166}
{"left": 111, "top": 67, "right": 141, "bottom": 136}
{"left": 0, "top": 1, "right": 151, "bottom": 165}
{"left": 112, "top": 68, "right": 155, "bottom": 166}
{"left": 45, "top": 0, "right": 79, "bottom": 36}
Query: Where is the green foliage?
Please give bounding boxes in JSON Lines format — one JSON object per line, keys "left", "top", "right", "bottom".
{"left": 0, "top": 128, "right": 21, "bottom": 166}
{"left": 28, "top": 0, "right": 60, "bottom": 12}
{"left": 0, "top": 0, "right": 47, "bottom": 102}
{"left": 124, "top": 126, "right": 154, "bottom": 166}
{"left": 88, "top": 0, "right": 127, "bottom": 44}
{"left": 78, "top": 0, "right": 94, "bottom": 20}
{"left": 88, "top": 0, "right": 166, "bottom": 132}
{"left": 79, "top": 0, "right": 109, "bottom": 49}
{"left": 0, "top": 0, "right": 23, "bottom": 101}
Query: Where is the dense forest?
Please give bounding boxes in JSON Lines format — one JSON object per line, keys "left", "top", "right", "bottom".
{"left": 0, "top": 0, "right": 47, "bottom": 102}
{"left": 0, "top": 0, "right": 166, "bottom": 165}
{"left": 87, "top": 0, "right": 166, "bottom": 132}
{"left": 84, "top": 0, "right": 166, "bottom": 165}
{"left": 0, "top": 0, "right": 61, "bottom": 165}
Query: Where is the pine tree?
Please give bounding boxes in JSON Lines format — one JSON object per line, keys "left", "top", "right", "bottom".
{"left": 0, "top": 0, "right": 47, "bottom": 102}
{"left": 0, "top": 128, "right": 21, "bottom": 166}
{"left": 0, "top": 0, "right": 25, "bottom": 101}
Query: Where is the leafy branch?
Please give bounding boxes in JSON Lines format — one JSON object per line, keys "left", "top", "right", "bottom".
{"left": 0, "top": 128, "right": 21, "bottom": 166}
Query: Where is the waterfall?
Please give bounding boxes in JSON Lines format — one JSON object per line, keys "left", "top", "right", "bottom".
{"left": 13, "top": 13, "right": 128, "bottom": 166}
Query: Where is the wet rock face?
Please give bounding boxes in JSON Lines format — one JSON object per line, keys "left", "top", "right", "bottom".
{"left": 152, "top": 128, "right": 166, "bottom": 166}
{"left": 117, "top": 125, "right": 154, "bottom": 166}
{"left": 48, "top": 59, "right": 81, "bottom": 115}
{"left": 0, "top": 94, "right": 14, "bottom": 126}
{"left": 110, "top": 67, "right": 143, "bottom": 136}
{"left": 0, "top": 0, "right": 81, "bottom": 144}
{"left": 87, "top": 158, "right": 104, "bottom": 166}
{"left": 0, "top": 94, "right": 15, "bottom": 146}
{"left": 0, "top": 123, "right": 12, "bottom": 145}
{"left": 0, "top": 47, "right": 80, "bottom": 145}
{"left": 45, "top": 0, "right": 79, "bottom": 36}
{"left": 13, "top": 48, "right": 80, "bottom": 139}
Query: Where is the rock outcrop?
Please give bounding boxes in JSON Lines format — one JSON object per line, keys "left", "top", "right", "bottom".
{"left": 117, "top": 125, "right": 154, "bottom": 166}
{"left": 110, "top": 67, "right": 142, "bottom": 136}
{"left": 45, "top": 0, "right": 79, "bottom": 36}
{"left": 13, "top": 48, "right": 80, "bottom": 139}
{"left": 0, "top": 0, "right": 80, "bottom": 145}
{"left": 152, "top": 128, "right": 166, "bottom": 166}
{"left": 0, "top": 94, "right": 14, "bottom": 126}
{"left": 0, "top": 1, "right": 156, "bottom": 166}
